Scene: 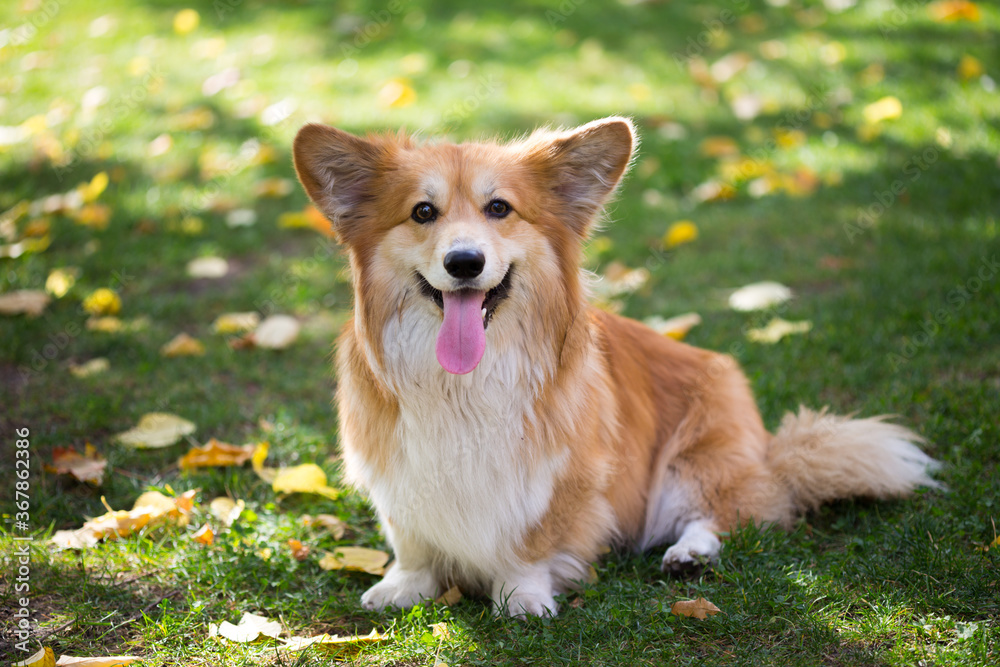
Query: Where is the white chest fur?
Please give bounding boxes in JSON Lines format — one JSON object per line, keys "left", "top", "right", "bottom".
{"left": 353, "top": 307, "right": 567, "bottom": 578}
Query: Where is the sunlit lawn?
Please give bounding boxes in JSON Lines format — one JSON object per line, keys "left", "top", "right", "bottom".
{"left": 1, "top": 0, "right": 998, "bottom": 664}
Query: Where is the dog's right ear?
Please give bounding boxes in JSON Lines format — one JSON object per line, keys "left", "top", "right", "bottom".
{"left": 292, "top": 124, "right": 386, "bottom": 238}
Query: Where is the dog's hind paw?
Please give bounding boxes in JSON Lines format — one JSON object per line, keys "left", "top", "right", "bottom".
{"left": 360, "top": 566, "right": 438, "bottom": 611}
{"left": 660, "top": 519, "right": 721, "bottom": 577}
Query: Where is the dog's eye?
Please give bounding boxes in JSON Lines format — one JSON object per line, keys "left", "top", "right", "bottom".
{"left": 486, "top": 199, "right": 511, "bottom": 218}
{"left": 411, "top": 202, "right": 438, "bottom": 224}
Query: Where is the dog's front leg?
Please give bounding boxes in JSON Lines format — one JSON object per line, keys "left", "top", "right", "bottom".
{"left": 491, "top": 560, "right": 558, "bottom": 618}
{"left": 360, "top": 528, "right": 439, "bottom": 612}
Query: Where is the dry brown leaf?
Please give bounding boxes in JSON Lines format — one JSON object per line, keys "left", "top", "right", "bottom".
{"left": 435, "top": 585, "right": 463, "bottom": 606}
{"left": 670, "top": 597, "right": 721, "bottom": 620}
{"left": 319, "top": 546, "right": 390, "bottom": 575}
{"left": 301, "top": 513, "right": 346, "bottom": 539}
{"left": 179, "top": 439, "right": 255, "bottom": 469}
{"left": 192, "top": 523, "right": 214, "bottom": 545}
{"left": 287, "top": 538, "right": 311, "bottom": 560}
{"left": 0, "top": 289, "right": 51, "bottom": 317}
{"left": 45, "top": 444, "right": 106, "bottom": 485}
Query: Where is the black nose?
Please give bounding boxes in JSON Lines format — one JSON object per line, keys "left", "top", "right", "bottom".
{"left": 444, "top": 248, "right": 485, "bottom": 279}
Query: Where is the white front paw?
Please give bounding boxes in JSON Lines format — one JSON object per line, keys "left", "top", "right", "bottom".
{"left": 360, "top": 567, "right": 439, "bottom": 611}
{"left": 494, "top": 590, "right": 558, "bottom": 618}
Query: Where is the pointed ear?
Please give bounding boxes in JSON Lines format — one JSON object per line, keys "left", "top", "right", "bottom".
{"left": 292, "top": 123, "right": 390, "bottom": 238}
{"left": 526, "top": 117, "right": 636, "bottom": 236}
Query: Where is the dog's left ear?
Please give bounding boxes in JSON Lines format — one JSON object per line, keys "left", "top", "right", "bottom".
{"left": 526, "top": 116, "right": 636, "bottom": 236}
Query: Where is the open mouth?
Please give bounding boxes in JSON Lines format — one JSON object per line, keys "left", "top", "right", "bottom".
{"left": 416, "top": 264, "right": 513, "bottom": 330}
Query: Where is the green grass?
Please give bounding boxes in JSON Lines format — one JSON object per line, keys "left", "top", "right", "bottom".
{"left": 1, "top": 0, "right": 999, "bottom": 664}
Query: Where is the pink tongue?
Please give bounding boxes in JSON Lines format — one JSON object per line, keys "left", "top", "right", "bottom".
{"left": 436, "top": 290, "right": 486, "bottom": 375}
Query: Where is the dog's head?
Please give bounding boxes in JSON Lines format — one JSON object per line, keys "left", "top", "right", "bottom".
{"left": 293, "top": 118, "right": 635, "bottom": 375}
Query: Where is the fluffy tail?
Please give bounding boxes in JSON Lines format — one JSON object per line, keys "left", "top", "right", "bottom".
{"left": 763, "top": 407, "right": 942, "bottom": 524}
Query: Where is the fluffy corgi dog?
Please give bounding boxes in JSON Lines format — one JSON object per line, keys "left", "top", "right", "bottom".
{"left": 292, "top": 117, "right": 940, "bottom": 617}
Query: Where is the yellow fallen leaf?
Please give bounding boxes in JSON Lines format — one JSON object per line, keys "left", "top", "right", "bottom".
{"left": 957, "top": 55, "right": 984, "bottom": 81}
{"left": 728, "top": 281, "right": 793, "bottom": 311}
{"left": 435, "top": 585, "right": 463, "bottom": 606}
{"left": 186, "top": 256, "right": 229, "bottom": 279}
{"left": 643, "top": 313, "right": 702, "bottom": 340}
{"left": 302, "top": 513, "right": 346, "bottom": 539}
{"left": 173, "top": 8, "right": 200, "bottom": 34}
{"left": 272, "top": 464, "right": 339, "bottom": 499}
{"left": 699, "top": 136, "right": 739, "bottom": 158}
{"left": 171, "top": 107, "right": 216, "bottom": 131}
{"left": 282, "top": 628, "right": 388, "bottom": 652}
{"left": 55, "top": 656, "right": 140, "bottom": 666}
{"left": 663, "top": 220, "right": 699, "bottom": 249}
{"left": 79, "top": 171, "right": 109, "bottom": 203}
{"left": 13, "top": 646, "right": 55, "bottom": 667}
{"left": 928, "top": 0, "right": 980, "bottom": 22}
{"left": 213, "top": 311, "right": 260, "bottom": 334}
{"left": 1, "top": 235, "right": 52, "bottom": 259}
{"left": 862, "top": 96, "right": 903, "bottom": 124}
{"left": 70, "top": 358, "right": 110, "bottom": 378}
{"left": 253, "top": 177, "right": 293, "bottom": 198}
{"left": 45, "top": 444, "right": 106, "bottom": 485}
{"left": 319, "top": 546, "right": 389, "bottom": 575}
{"left": 51, "top": 490, "right": 195, "bottom": 548}
{"left": 161, "top": 332, "right": 206, "bottom": 357}
{"left": 179, "top": 439, "right": 255, "bottom": 469}
{"left": 209, "top": 496, "right": 245, "bottom": 526}
{"left": 82, "top": 288, "right": 121, "bottom": 316}
{"left": 46, "top": 267, "right": 79, "bottom": 298}
{"left": 746, "top": 317, "right": 813, "bottom": 343}
{"left": 73, "top": 204, "right": 111, "bottom": 230}
{"left": 278, "top": 210, "right": 310, "bottom": 228}
{"left": 211, "top": 612, "right": 282, "bottom": 643}
{"left": 671, "top": 597, "right": 721, "bottom": 620}
{"left": 251, "top": 441, "right": 275, "bottom": 483}
{"left": 252, "top": 314, "right": 300, "bottom": 349}
{"left": 115, "top": 412, "right": 196, "bottom": 449}
{"left": 0, "top": 290, "right": 51, "bottom": 317}
{"left": 86, "top": 316, "right": 123, "bottom": 333}
{"left": 192, "top": 523, "right": 214, "bottom": 545}
{"left": 430, "top": 622, "right": 450, "bottom": 639}
{"left": 377, "top": 78, "right": 417, "bottom": 108}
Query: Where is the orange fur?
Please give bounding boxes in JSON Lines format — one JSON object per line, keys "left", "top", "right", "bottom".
{"left": 292, "top": 118, "right": 940, "bottom": 617}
